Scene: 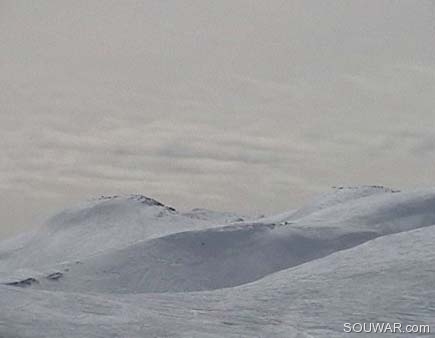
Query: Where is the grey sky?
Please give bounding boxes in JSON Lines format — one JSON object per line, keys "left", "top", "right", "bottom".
{"left": 1, "top": 0, "right": 435, "bottom": 238}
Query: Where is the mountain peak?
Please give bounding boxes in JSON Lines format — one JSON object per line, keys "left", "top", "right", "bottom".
{"left": 94, "top": 194, "right": 174, "bottom": 210}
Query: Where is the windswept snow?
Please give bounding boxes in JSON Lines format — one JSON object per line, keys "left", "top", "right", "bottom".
{"left": 0, "top": 194, "right": 246, "bottom": 272}
{"left": 0, "top": 187, "right": 434, "bottom": 337}
{"left": 0, "top": 224, "right": 434, "bottom": 338}
{"left": 284, "top": 185, "right": 400, "bottom": 221}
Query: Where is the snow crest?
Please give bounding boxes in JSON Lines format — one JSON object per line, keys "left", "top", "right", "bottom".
{"left": 1, "top": 187, "right": 435, "bottom": 337}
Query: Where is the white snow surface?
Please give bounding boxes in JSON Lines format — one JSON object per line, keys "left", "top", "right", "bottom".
{"left": 0, "top": 194, "right": 246, "bottom": 272}
{"left": 0, "top": 187, "right": 434, "bottom": 337}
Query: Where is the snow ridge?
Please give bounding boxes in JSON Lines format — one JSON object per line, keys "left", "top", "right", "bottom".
{"left": 1, "top": 187, "right": 435, "bottom": 337}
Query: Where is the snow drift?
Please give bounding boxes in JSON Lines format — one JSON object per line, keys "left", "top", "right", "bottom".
{"left": 1, "top": 222, "right": 434, "bottom": 338}
{"left": 0, "top": 186, "right": 435, "bottom": 337}
{"left": 0, "top": 194, "right": 245, "bottom": 272}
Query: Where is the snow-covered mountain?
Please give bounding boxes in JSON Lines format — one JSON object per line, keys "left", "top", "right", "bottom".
{"left": 0, "top": 194, "right": 246, "bottom": 272}
{"left": 0, "top": 187, "right": 434, "bottom": 337}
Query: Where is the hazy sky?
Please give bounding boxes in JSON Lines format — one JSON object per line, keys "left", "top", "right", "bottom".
{"left": 1, "top": 0, "right": 435, "bottom": 238}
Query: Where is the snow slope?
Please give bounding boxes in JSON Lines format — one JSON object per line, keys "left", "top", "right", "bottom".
{"left": 12, "top": 187, "right": 435, "bottom": 293}
{"left": 0, "top": 194, "right": 246, "bottom": 272}
{"left": 0, "top": 224, "right": 434, "bottom": 338}
{"left": 0, "top": 187, "right": 434, "bottom": 337}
